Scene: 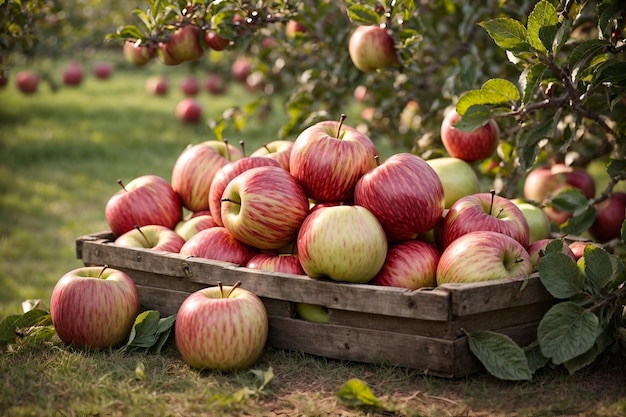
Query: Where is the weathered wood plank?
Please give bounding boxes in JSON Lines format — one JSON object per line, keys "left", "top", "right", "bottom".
{"left": 135, "top": 285, "right": 187, "bottom": 316}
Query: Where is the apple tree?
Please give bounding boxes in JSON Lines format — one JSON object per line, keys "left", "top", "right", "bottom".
{"left": 109, "top": 0, "right": 626, "bottom": 379}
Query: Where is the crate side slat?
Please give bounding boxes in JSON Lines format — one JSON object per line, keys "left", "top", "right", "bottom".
{"left": 79, "top": 238, "right": 452, "bottom": 321}
{"left": 266, "top": 316, "right": 460, "bottom": 378}
{"left": 135, "top": 285, "right": 187, "bottom": 316}
{"left": 440, "top": 274, "right": 553, "bottom": 317}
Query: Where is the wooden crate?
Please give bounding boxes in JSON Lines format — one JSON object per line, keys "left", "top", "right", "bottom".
{"left": 76, "top": 231, "right": 555, "bottom": 378}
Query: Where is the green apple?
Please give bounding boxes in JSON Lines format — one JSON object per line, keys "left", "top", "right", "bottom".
{"left": 295, "top": 303, "right": 330, "bottom": 324}
{"left": 426, "top": 157, "right": 480, "bottom": 209}
{"left": 512, "top": 199, "right": 551, "bottom": 244}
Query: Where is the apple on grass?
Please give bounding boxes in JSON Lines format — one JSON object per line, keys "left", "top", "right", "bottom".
{"left": 249, "top": 140, "right": 294, "bottom": 171}
{"left": 62, "top": 61, "right": 83, "bottom": 86}
{"left": 348, "top": 25, "right": 398, "bottom": 72}
{"left": 176, "top": 98, "right": 202, "bottom": 124}
{"left": 175, "top": 213, "right": 218, "bottom": 241}
{"left": 289, "top": 115, "right": 378, "bottom": 203}
{"left": 296, "top": 205, "right": 387, "bottom": 283}
{"left": 373, "top": 240, "right": 441, "bottom": 290}
{"left": 527, "top": 238, "right": 576, "bottom": 269}
{"left": 50, "top": 265, "right": 140, "bottom": 349}
{"left": 179, "top": 226, "right": 258, "bottom": 266}
{"left": 93, "top": 62, "right": 113, "bottom": 79}
{"left": 15, "top": 71, "right": 39, "bottom": 94}
{"left": 441, "top": 191, "right": 530, "bottom": 249}
{"left": 171, "top": 142, "right": 232, "bottom": 212}
{"left": 426, "top": 157, "right": 481, "bottom": 209}
{"left": 180, "top": 75, "right": 200, "bottom": 96}
{"left": 588, "top": 192, "right": 626, "bottom": 242}
{"left": 436, "top": 231, "right": 533, "bottom": 285}
{"left": 205, "top": 73, "right": 228, "bottom": 95}
{"left": 208, "top": 156, "right": 281, "bottom": 226}
{"left": 440, "top": 108, "right": 500, "bottom": 162}
{"left": 145, "top": 75, "right": 168, "bottom": 96}
{"left": 114, "top": 224, "right": 185, "bottom": 253}
{"left": 354, "top": 152, "right": 445, "bottom": 242}
{"left": 105, "top": 175, "right": 183, "bottom": 237}
{"left": 175, "top": 282, "right": 268, "bottom": 371}
{"left": 221, "top": 166, "right": 310, "bottom": 250}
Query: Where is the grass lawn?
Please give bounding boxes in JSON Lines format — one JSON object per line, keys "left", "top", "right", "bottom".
{"left": 1, "top": 57, "right": 625, "bottom": 416}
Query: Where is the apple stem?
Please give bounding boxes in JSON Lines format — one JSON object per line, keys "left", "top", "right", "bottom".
{"left": 116, "top": 179, "right": 127, "bottom": 192}
{"left": 489, "top": 189, "right": 496, "bottom": 216}
{"left": 374, "top": 154, "right": 380, "bottom": 167}
{"left": 336, "top": 114, "right": 347, "bottom": 138}
{"left": 239, "top": 140, "right": 246, "bottom": 157}
{"left": 98, "top": 265, "right": 108, "bottom": 279}
{"left": 218, "top": 281, "right": 224, "bottom": 298}
{"left": 225, "top": 281, "right": 242, "bottom": 298}
{"left": 221, "top": 197, "right": 241, "bottom": 206}
{"left": 223, "top": 138, "right": 231, "bottom": 161}
{"left": 263, "top": 143, "right": 271, "bottom": 153}
{"left": 134, "top": 225, "right": 150, "bottom": 246}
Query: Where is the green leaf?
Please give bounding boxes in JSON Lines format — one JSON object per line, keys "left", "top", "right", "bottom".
{"left": 607, "top": 159, "right": 626, "bottom": 178}
{"left": 517, "top": 113, "right": 560, "bottom": 170}
{"left": 134, "top": 360, "right": 146, "bottom": 381}
{"left": 519, "top": 62, "right": 547, "bottom": 105}
{"left": 561, "top": 204, "right": 596, "bottom": 236}
{"left": 0, "top": 309, "right": 51, "bottom": 346}
{"left": 538, "top": 302, "right": 599, "bottom": 364}
{"left": 549, "top": 187, "right": 588, "bottom": 212}
{"left": 538, "top": 251, "right": 584, "bottom": 298}
{"left": 479, "top": 18, "right": 531, "bottom": 52}
{"left": 347, "top": 5, "right": 380, "bottom": 26}
{"left": 568, "top": 40, "right": 611, "bottom": 83}
{"left": 581, "top": 245, "right": 613, "bottom": 294}
{"left": 452, "top": 105, "right": 492, "bottom": 132}
{"left": 524, "top": 341, "right": 550, "bottom": 373}
{"left": 249, "top": 367, "right": 274, "bottom": 391}
{"left": 335, "top": 378, "right": 388, "bottom": 410}
{"left": 456, "top": 79, "right": 520, "bottom": 115}
{"left": 125, "top": 310, "right": 160, "bottom": 350}
{"left": 467, "top": 331, "right": 532, "bottom": 380}
{"left": 116, "top": 25, "right": 146, "bottom": 41}
{"left": 527, "top": 0, "right": 558, "bottom": 53}
{"left": 593, "top": 61, "right": 626, "bottom": 86}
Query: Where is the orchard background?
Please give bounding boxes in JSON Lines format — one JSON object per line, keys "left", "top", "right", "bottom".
{"left": 1, "top": 0, "right": 626, "bottom": 415}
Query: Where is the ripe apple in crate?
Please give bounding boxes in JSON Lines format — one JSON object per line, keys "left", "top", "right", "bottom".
{"left": 114, "top": 225, "right": 185, "bottom": 253}
{"left": 436, "top": 231, "right": 533, "bottom": 285}
{"left": 208, "top": 156, "right": 281, "bottom": 226}
{"left": 296, "top": 303, "right": 330, "bottom": 324}
{"left": 511, "top": 199, "right": 551, "bottom": 244}
{"left": 62, "top": 61, "right": 83, "bottom": 86}
{"left": 221, "top": 166, "right": 310, "bottom": 250}
{"left": 175, "top": 213, "right": 218, "bottom": 241}
{"left": 202, "top": 139, "right": 245, "bottom": 162}
{"left": 249, "top": 140, "right": 294, "bottom": 171}
{"left": 290, "top": 116, "right": 378, "bottom": 203}
{"left": 354, "top": 152, "right": 445, "bottom": 242}
{"left": 373, "top": 240, "right": 440, "bottom": 289}
{"left": 297, "top": 205, "right": 387, "bottom": 283}
{"left": 588, "top": 192, "right": 626, "bottom": 242}
{"left": 348, "top": 25, "right": 398, "bottom": 72}
{"left": 123, "top": 40, "right": 155, "bottom": 66}
{"left": 175, "top": 282, "right": 268, "bottom": 371}
{"left": 15, "top": 71, "right": 39, "bottom": 94}
{"left": 50, "top": 266, "right": 140, "bottom": 349}
{"left": 440, "top": 109, "right": 499, "bottom": 162}
{"left": 441, "top": 192, "right": 530, "bottom": 249}
{"left": 246, "top": 252, "right": 305, "bottom": 275}
{"left": 180, "top": 226, "right": 258, "bottom": 266}
{"left": 171, "top": 142, "right": 231, "bottom": 212}
{"left": 527, "top": 238, "right": 576, "bottom": 268}
{"left": 105, "top": 175, "right": 183, "bottom": 237}
{"left": 426, "top": 157, "right": 480, "bottom": 209}
{"left": 176, "top": 98, "right": 202, "bottom": 124}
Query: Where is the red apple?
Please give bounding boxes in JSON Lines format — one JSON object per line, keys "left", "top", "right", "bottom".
{"left": 50, "top": 266, "right": 140, "bottom": 349}
{"left": 145, "top": 75, "right": 169, "bottom": 96}
{"left": 208, "top": 156, "right": 281, "bottom": 226}
{"left": 442, "top": 192, "right": 530, "bottom": 249}
{"left": 297, "top": 205, "right": 388, "bottom": 283}
{"left": 246, "top": 252, "right": 305, "bottom": 275}
{"left": 158, "top": 24, "right": 204, "bottom": 65}
{"left": 436, "top": 231, "right": 533, "bottom": 284}
{"left": 123, "top": 40, "right": 156, "bottom": 66}
{"left": 175, "top": 98, "right": 202, "bottom": 124}
{"left": 527, "top": 238, "right": 576, "bottom": 268}
{"left": 204, "top": 30, "right": 230, "bottom": 51}
{"left": 588, "top": 192, "right": 626, "bottom": 242}
{"left": 171, "top": 142, "right": 231, "bottom": 212}
{"left": 105, "top": 175, "right": 183, "bottom": 237}
{"left": 231, "top": 56, "right": 252, "bottom": 83}
{"left": 348, "top": 25, "right": 398, "bottom": 72}
{"left": 180, "top": 75, "right": 200, "bottom": 96}
{"left": 93, "top": 62, "right": 113, "bottom": 79}
{"left": 568, "top": 240, "right": 600, "bottom": 260}
{"left": 114, "top": 224, "right": 185, "bottom": 253}
{"left": 15, "top": 71, "right": 39, "bottom": 94}
{"left": 440, "top": 108, "right": 500, "bottom": 162}
{"left": 205, "top": 73, "right": 228, "bottom": 95}
{"left": 62, "top": 61, "right": 83, "bottom": 86}
{"left": 353, "top": 85, "right": 370, "bottom": 103}
{"left": 175, "top": 283, "right": 268, "bottom": 371}
{"left": 179, "top": 226, "right": 258, "bottom": 266}
{"left": 175, "top": 213, "right": 218, "bottom": 241}
{"left": 202, "top": 139, "right": 245, "bottom": 162}
{"left": 221, "top": 166, "right": 310, "bottom": 250}
{"left": 249, "top": 140, "right": 294, "bottom": 171}
{"left": 354, "top": 152, "right": 445, "bottom": 242}
{"left": 289, "top": 116, "right": 378, "bottom": 203}
{"left": 373, "top": 240, "right": 440, "bottom": 289}
{"left": 285, "top": 20, "right": 307, "bottom": 38}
